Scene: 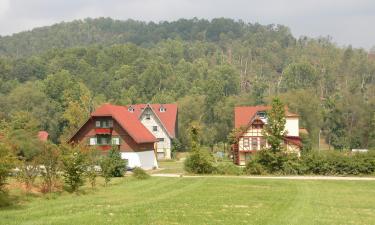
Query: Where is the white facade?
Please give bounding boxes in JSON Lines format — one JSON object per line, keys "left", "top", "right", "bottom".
{"left": 139, "top": 107, "right": 172, "bottom": 159}
{"left": 121, "top": 151, "right": 158, "bottom": 170}
{"left": 285, "top": 117, "right": 299, "bottom": 136}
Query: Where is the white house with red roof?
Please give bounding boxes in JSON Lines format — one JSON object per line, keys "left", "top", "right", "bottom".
{"left": 232, "top": 106, "right": 302, "bottom": 166}
{"left": 127, "top": 104, "right": 178, "bottom": 160}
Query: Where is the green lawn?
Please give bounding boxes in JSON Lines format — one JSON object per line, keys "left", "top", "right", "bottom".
{"left": 156, "top": 160, "right": 185, "bottom": 174}
{"left": 1, "top": 177, "right": 375, "bottom": 225}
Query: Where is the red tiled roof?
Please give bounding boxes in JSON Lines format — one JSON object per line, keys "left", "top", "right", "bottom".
{"left": 127, "top": 104, "right": 178, "bottom": 138}
{"left": 234, "top": 106, "right": 270, "bottom": 129}
{"left": 234, "top": 106, "right": 299, "bottom": 128}
{"left": 91, "top": 104, "right": 157, "bottom": 143}
{"left": 38, "top": 131, "right": 49, "bottom": 142}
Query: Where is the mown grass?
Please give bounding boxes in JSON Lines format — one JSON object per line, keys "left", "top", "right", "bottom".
{"left": 157, "top": 160, "right": 185, "bottom": 174}
{"left": 1, "top": 177, "right": 375, "bottom": 225}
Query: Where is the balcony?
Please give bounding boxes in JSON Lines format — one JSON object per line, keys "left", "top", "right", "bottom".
{"left": 95, "top": 128, "right": 112, "bottom": 134}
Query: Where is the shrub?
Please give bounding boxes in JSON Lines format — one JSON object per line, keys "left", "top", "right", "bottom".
{"left": 214, "top": 162, "right": 243, "bottom": 175}
{"left": 184, "top": 149, "right": 215, "bottom": 174}
{"left": 0, "top": 143, "right": 15, "bottom": 193}
{"left": 100, "top": 148, "right": 127, "bottom": 186}
{"left": 245, "top": 160, "right": 267, "bottom": 175}
{"left": 62, "top": 150, "right": 86, "bottom": 192}
{"left": 244, "top": 150, "right": 302, "bottom": 175}
{"left": 107, "top": 148, "right": 126, "bottom": 177}
{"left": 132, "top": 167, "right": 150, "bottom": 180}
{"left": 301, "top": 151, "right": 375, "bottom": 175}
{"left": 37, "top": 143, "right": 60, "bottom": 193}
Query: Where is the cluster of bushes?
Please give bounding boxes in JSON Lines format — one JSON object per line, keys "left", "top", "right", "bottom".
{"left": 184, "top": 147, "right": 375, "bottom": 176}
{"left": 246, "top": 150, "right": 375, "bottom": 176}
{"left": 0, "top": 143, "right": 127, "bottom": 198}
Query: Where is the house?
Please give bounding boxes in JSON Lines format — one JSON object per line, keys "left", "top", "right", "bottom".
{"left": 69, "top": 103, "right": 158, "bottom": 170}
{"left": 232, "top": 106, "right": 302, "bottom": 166}
{"left": 126, "top": 104, "right": 178, "bottom": 160}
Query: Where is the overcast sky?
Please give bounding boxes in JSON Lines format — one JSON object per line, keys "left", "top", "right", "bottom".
{"left": 0, "top": 0, "right": 374, "bottom": 49}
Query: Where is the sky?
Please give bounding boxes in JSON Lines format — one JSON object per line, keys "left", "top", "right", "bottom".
{"left": 0, "top": 0, "right": 374, "bottom": 50}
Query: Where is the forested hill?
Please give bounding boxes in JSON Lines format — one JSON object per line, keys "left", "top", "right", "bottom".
{"left": 0, "top": 18, "right": 374, "bottom": 151}
{"left": 0, "top": 17, "right": 294, "bottom": 57}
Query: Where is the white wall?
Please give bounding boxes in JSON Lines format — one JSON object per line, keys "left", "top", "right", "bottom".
{"left": 121, "top": 151, "right": 158, "bottom": 170}
{"left": 140, "top": 108, "right": 172, "bottom": 159}
{"left": 285, "top": 118, "right": 299, "bottom": 137}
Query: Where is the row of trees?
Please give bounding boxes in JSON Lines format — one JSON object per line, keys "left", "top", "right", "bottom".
{"left": 0, "top": 18, "right": 374, "bottom": 151}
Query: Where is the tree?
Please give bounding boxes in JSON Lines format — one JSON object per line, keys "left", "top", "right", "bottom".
{"left": 0, "top": 143, "right": 15, "bottom": 192}
{"left": 37, "top": 143, "right": 61, "bottom": 193}
{"left": 262, "top": 97, "right": 286, "bottom": 153}
{"left": 61, "top": 147, "right": 86, "bottom": 192}
{"left": 100, "top": 147, "right": 127, "bottom": 186}
{"left": 184, "top": 122, "right": 215, "bottom": 174}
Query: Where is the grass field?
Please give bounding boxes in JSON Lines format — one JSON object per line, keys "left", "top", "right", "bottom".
{"left": 1, "top": 176, "right": 375, "bottom": 225}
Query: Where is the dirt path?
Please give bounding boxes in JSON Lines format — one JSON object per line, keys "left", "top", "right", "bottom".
{"left": 152, "top": 173, "right": 375, "bottom": 181}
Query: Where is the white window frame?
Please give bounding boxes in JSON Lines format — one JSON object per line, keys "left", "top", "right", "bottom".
{"left": 89, "top": 137, "right": 97, "bottom": 145}
{"left": 112, "top": 137, "right": 120, "bottom": 145}
{"left": 95, "top": 121, "right": 101, "bottom": 127}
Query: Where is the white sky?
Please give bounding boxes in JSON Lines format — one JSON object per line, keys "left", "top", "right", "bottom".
{"left": 0, "top": 0, "right": 374, "bottom": 49}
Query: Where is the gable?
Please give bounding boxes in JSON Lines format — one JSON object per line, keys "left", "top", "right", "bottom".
{"left": 69, "top": 104, "right": 156, "bottom": 144}
{"left": 127, "top": 104, "right": 178, "bottom": 138}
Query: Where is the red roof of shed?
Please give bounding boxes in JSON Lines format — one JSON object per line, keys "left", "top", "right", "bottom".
{"left": 127, "top": 104, "right": 178, "bottom": 138}
{"left": 91, "top": 104, "right": 156, "bottom": 143}
{"left": 38, "top": 131, "right": 49, "bottom": 142}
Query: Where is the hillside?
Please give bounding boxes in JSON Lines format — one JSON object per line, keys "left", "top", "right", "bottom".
{"left": 0, "top": 17, "right": 294, "bottom": 57}
{"left": 0, "top": 17, "right": 374, "bottom": 150}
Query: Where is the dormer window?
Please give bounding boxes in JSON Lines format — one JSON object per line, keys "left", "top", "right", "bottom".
{"left": 257, "top": 111, "right": 266, "bottom": 118}
{"left": 159, "top": 106, "right": 166, "bottom": 112}
{"left": 128, "top": 106, "right": 135, "bottom": 112}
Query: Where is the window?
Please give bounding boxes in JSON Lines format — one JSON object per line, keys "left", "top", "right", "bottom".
{"left": 89, "top": 137, "right": 97, "bottom": 145}
{"left": 112, "top": 137, "right": 120, "bottom": 145}
{"left": 251, "top": 138, "right": 258, "bottom": 150}
{"left": 95, "top": 119, "right": 113, "bottom": 128}
{"left": 243, "top": 137, "right": 249, "bottom": 147}
{"left": 145, "top": 113, "right": 151, "bottom": 120}
{"left": 153, "top": 126, "right": 158, "bottom": 132}
{"left": 128, "top": 106, "right": 135, "bottom": 112}
{"left": 159, "top": 107, "right": 166, "bottom": 112}
{"left": 157, "top": 138, "right": 164, "bottom": 142}
{"left": 97, "top": 135, "right": 111, "bottom": 145}
{"left": 257, "top": 111, "right": 266, "bottom": 118}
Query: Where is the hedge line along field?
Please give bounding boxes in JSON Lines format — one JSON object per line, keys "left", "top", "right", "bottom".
{"left": 1, "top": 177, "right": 375, "bottom": 225}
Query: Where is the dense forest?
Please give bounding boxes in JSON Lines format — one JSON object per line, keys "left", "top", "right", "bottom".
{"left": 0, "top": 17, "right": 374, "bottom": 151}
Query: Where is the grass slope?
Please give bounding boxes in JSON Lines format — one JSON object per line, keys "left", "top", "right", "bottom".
{"left": 1, "top": 177, "right": 375, "bottom": 225}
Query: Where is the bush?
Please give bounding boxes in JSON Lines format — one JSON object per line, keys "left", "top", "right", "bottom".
{"left": 214, "top": 162, "right": 243, "bottom": 175}
{"left": 132, "top": 167, "right": 150, "bottom": 180}
{"left": 184, "top": 149, "right": 215, "bottom": 174}
{"left": 62, "top": 150, "right": 86, "bottom": 192}
{"left": 100, "top": 148, "right": 127, "bottom": 186}
{"left": 245, "top": 160, "right": 267, "bottom": 175}
{"left": 301, "top": 151, "right": 375, "bottom": 175}
{"left": 0, "top": 143, "right": 15, "bottom": 193}
{"left": 37, "top": 143, "right": 60, "bottom": 193}
{"left": 107, "top": 148, "right": 126, "bottom": 177}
